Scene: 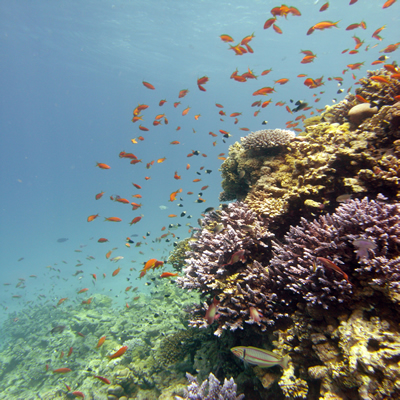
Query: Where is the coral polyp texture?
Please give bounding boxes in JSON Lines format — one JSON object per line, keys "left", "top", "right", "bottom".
{"left": 270, "top": 195, "right": 400, "bottom": 309}
{"left": 176, "top": 372, "right": 245, "bottom": 400}
{"left": 177, "top": 202, "right": 282, "bottom": 335}
{"left": 240, "top": 129, "right": 295, "bottom": 151}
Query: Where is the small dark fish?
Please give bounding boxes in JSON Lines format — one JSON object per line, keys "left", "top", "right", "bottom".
{"left": 57, "top": 238, "right": 69, "bottom": 243}
{"left": 50, "top": 325, "right": 66, "bottom": 334}
{"left": 292, "top": 100, "right": 308, "bottom": 113}
{"left": 205, "top": 170, "right": 212, "bottom": 174}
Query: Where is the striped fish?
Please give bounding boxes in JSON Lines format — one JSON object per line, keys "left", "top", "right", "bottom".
{"left": 231, "top": 346, "right": 290, "bottom": 369}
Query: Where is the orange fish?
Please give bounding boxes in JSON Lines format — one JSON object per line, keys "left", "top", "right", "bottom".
{"left": 347, "top": 62, "right": 364, "bottom": 70}
{"left": 193, "top": 178, "right": 201, "bottom": 182}
{"left": 380, "top": 43, "right": 400, "bottom": 53}
{"left": 94, "top": 375, "right": 111, "bottom": 384}
{"left": 169, "top": 189, "right": 182, "bottom": 202}
{"left": 170, "top": 141, "right": 180, "bottom": 145}
{"left": 108, "top": 346, "right": 128, "bottom": 359}
{"left": 104, "top": 217, "right": 122, "bottom": 222}
{"left": 197, "top": 76, "right": 209, "bottom": 85}
{"left": 112, "top": 267, "right": 121, "bottom": 277}
{"left": 178, "top": 89, "right": 189, "bottom": 98}
{"left": 275, "top": 78, "right": 289, "bottom": 85}
{"left": 142, "top": 81, "right": 155, "bottom": 90}
{"left": 182, "top": 106, "right": 191, "bottom": 116}
{"left": 132, "top": 183, "right": 142, "bottom": 189}
{"left": 97, "top": 336, "right": 106, "bottom": 348}
{"left": 96, "top": 162, "right": 110, "bottom": 169}
{"left": 53, "top": 368, "right": 72, "bottom": 374}
{"left": 186, "top": 164, "right": 190, "bottom": 170}
{"left": 168, "top": 214, "right": 177, "bottom": 218}
{"left": 157, "top": 157, "right": 167, "bottom": 163}
{"left": 383, "top": 0, "right": 396, "bottom": 8}
{"left": 220, "top": 34, "right": 234, "bottom": 42}
{"left": 308, "top": 20, "right": 338, "bottom": 35}
{"left": 57, "top": 297, "right": 68, "bottom": 306}
{"left": 252, "top": 87, "right": 275, "bottom": 96}
{"left": 160, "top": 272, "right": 179, "bottom": 278}
{"left": 95, "top": 191, "right": 105, "bottom": 200}
{"left": 272, "top": 24, "right": 282, "bottom": 34}
{"left": 370, "top": 76, "right": 390, "bottom": 84}
{"left": 78, "top": 288, "right": 89, "bottom": 294}
{"left": 215, "top": 103, "right": 224, "bottom": 108}
{"left": 319, "top": 2, "right": 329, "bottom": 11}
{"left": 106, "top": 250, "right": 112, "bottom": 259}
{"left": 132, "top": 194, "right": 142, "bottom": 198}
{"left": 87, "top": 214, "right": 99, "bottom": 222}
{"left": 67, "top": 347, "right": 73, "bottom": 357}
{"left": 263, "top": 18, "right": 276, "bottom": 29}
{"left": 174, "top": 171, "right": 181, "bottom": 180}
{"left": 138, "top": 125, "right": 149, "bottom": 131}
{"left": 91, "top": 274, "right": 97, "bottom": 280}
{"left": 129, "top": 216, "right": 142, "bottom": 225}
{"left": 316, "top": 257, "right": 351, "bottom": 285}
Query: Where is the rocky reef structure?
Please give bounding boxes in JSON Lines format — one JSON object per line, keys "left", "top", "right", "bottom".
{"left": 177, "top": 68, "right": 400, "bottom": 399}
{"left": 220, "top": 67, "right": 400, "bottom": 239}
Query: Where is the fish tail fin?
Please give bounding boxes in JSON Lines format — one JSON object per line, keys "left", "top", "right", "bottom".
{"left": 281, "top": 354, "right": 290, "bottom": 369}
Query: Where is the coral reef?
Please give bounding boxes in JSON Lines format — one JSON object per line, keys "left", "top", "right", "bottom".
{"left": 240, "top": 129, "right": 295, "bottom": 151}
{"left": 168, "top": 238, "right": 192, "bottom": 272}
{"left": 220, "top": 69, "right": 400, "bottom": 238}
{"left": 177, "top": 202, "right": 283, "bottom": 335}
{"left": 176, "top": 372, "right": 245, "bottom": 400}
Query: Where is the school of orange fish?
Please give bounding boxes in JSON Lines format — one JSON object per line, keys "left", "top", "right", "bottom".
{"left": 2, "top": 1, "right": 400, "bottom": 388}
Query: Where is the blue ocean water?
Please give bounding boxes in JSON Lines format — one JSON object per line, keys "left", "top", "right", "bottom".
{"left": 0, "top": 0, "right": 397, "bottom": 327}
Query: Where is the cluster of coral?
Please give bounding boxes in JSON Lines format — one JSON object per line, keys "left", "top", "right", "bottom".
{"left": 177, "top": 67, "right": 400, "bottom": 399}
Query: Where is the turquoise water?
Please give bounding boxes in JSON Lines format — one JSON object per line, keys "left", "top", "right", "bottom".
{"left": 0, "top": 0, "right": 398, "bottom": 398}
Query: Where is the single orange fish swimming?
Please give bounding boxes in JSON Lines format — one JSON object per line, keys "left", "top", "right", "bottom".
{"left": 160, "top": 272, "right": 179, "bottom": 278}
{"left": 53, "top": 368, "right": 72, "bottom": 374}
{"left": 182, "top": 106, "right": 191, "bottom": 116}
{"left": 108, "top": 345, "right": 128, "bottom": 359}
{"left": 87, "top": 214, "right": 99, "bottom": 222}
{"left": 142, "top": 81, "right": 155, "bottom": 90}
{"left": 112, "top": 267, "right": 121, "bottom": 277}
{"left": 96, "top": 336, "right": 106, "bottom": 348}
{"left": 104, "top": 217, "right": 122, "bottom": 222}
{"left": 96, "top": 162, "right": 110, "bottom": 169}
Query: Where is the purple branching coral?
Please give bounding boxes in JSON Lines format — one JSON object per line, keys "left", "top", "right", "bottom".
{"left": 270, "top": 194, "right": 400, "bottom": 309}
{"left": 179, "top": 196, "right": 400, "bottom": 335}
{"left": 177, "top": 202, "right": 289, "bottom": 335}
{"left": 175, "top": 372, "right": 245, "bottom": 400}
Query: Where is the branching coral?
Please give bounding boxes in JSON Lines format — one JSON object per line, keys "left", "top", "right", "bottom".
{"left": 177, "top": 202, "right": 283, "bottom": 335}
{"left": 176, "top": 372, "right": 245, "bottom": 400}
{"left": 270, "top": 195, "right": 400, "bottom": 309}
